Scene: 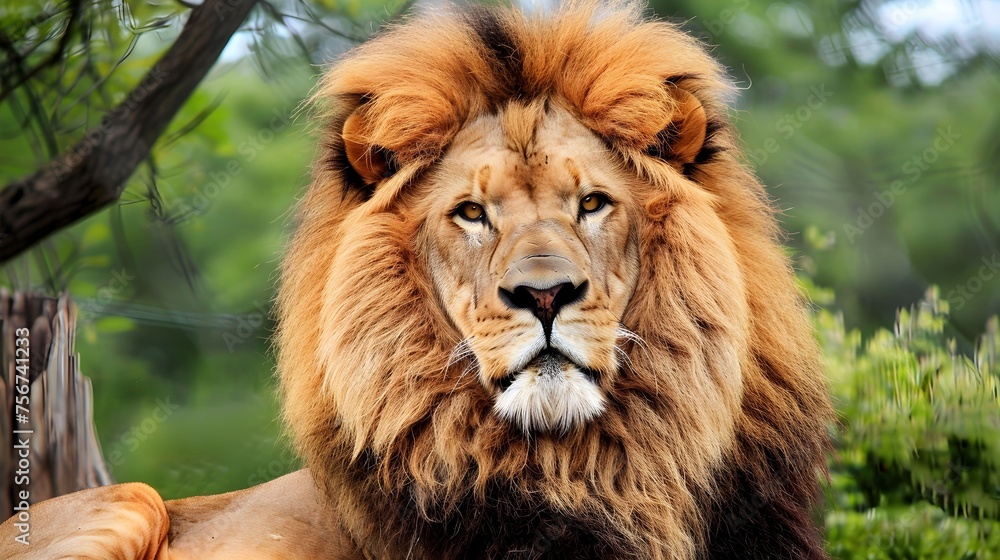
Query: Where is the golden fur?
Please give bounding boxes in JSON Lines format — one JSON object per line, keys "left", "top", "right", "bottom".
{"left": 0, "top": 2, "right": 830, "bottom": 559}
{"left": 279, "top": 1, "right": 831, "bottom": 558}
{"left": 0, "top": 471, "right": 355, "bottom": 560}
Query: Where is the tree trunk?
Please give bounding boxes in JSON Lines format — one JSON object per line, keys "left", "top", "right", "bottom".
{"left": 0, "top": 0, "right": 258, "bottom": 263}
{"left": 1, "top": 291, "right": 111, "bottom": 519}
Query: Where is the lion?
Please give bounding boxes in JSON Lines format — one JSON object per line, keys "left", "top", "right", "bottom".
{"left": 0, "top": 2, "right": 831, "bottom": 559}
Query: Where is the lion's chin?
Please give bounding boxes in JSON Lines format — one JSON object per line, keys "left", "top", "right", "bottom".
{"left": 493, "top": 350, "right": 605, "bottom": 434}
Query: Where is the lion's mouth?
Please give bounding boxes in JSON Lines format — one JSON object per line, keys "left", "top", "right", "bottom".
{"left": 496, "top": 350, "right": 598, "bottom": 392}
{"left": 493, "top": 349, "right": 606, "bottom": 433}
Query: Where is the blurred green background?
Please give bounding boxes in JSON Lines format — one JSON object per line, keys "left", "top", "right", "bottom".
{"left": 1, "top": 0, "right": 998, "bottom": 557}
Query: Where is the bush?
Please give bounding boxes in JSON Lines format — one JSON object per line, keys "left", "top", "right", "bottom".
{"left": 820, "top": 288, "right": 1000, "bottom": 558}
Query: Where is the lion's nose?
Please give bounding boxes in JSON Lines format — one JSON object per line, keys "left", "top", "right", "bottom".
{"left": 522, "top": 284, "right": 568, "bottom": 323}
{"left": 500, "top": 282, "right": 588, "bottom": 324}
{"left": 499, "top": 254, "right": 588, "bottom": 333}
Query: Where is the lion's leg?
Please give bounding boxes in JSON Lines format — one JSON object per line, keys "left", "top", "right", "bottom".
{"left": 166, "top": 469, "right": 363, "bottom": 560}
{"left": 0, "top": 482, "right": 170, "bottom": 560}
{"left": 1, "top": 470, "right": 362, "bottom": 560}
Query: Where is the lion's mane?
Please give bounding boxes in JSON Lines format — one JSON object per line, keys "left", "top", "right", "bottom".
{"left": 277, "top": 2, "right": 831, "bottom": 559}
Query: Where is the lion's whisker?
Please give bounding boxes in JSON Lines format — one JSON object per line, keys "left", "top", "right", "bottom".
{"left": 447, "top": 362, "right": 479, "bottom": 398}
{"left": 616, "top": 325, "right": 654, "bottom": 361}
{"left": 613, "top": 345, "right": 635, "bottom": 373}
{"left": 447, "top": 338, "right": 475, "bottom": 369}
{"left": 615, "top": 325, "right": 648, "bottom": 349}
{"left": 616, "top": 325, "right": 658, "bottom": 395}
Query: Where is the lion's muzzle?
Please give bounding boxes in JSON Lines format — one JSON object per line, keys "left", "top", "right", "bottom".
{"left": 496, "top": 221, "right": 589, "bottom": 328}
{"left": 489, "top": 225, "right": 607, "bottom": 433}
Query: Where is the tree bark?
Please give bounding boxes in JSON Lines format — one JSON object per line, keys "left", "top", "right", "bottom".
{"left": 1, "top": 291, "right": 112, "bottom": 518}
{"left": 0, "top": 0, "right": 258, "bottom": 263}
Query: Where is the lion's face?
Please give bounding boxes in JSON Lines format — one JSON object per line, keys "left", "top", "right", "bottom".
{"left": 418, "top": 102, "right": 640, "bottom": 433}
{"left": 280, "top": 4, "right": 832, "bottom": 558}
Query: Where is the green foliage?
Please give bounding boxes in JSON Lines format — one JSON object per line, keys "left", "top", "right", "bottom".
{"left": 820, "top": 290, "right": 1000, "bottom": 558}
{"left": 650, "top": 0, "right": 1000, "bottom": 339}
{"left": 2, "top": 1, "right": 999, "bottom": 556}
{"left": 0, "top": 0, "right": 186, "bottom": 173}
{"left": 1, "top": 0, "right": 395, "bottom": 500}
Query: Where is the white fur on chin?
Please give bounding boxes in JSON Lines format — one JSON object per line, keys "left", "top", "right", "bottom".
{"left": 493, "top": 359, "right": 605, "bottom": 434}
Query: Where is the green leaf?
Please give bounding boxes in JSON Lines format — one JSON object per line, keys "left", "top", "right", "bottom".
{"left": 95, "top": 316, "right": 134, "bottom": 334}
{"left": 82, "top": 223, "right": 110, "bottom": 247}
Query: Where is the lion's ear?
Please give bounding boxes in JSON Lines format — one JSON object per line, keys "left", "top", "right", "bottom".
{"left": 342, "top": 111, "right": 396, "bottom": 186}
{"left": 647, "top": 86, "right": 707, "bottom": 166}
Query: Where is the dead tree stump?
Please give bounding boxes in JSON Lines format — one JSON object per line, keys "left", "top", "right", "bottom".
{"left": 1, "top": 291, "right": 112, "bottom": 519}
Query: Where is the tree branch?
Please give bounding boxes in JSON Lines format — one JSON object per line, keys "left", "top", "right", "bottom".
{"left": 0, "top": 0, "right": 259, "bottom": 263}
{"left": 0, "top": 0, "right": 83, "bottom": 106}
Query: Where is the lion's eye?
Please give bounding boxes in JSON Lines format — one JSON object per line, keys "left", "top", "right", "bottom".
{"left": 456, "top": 202, "right": 486, "bottom": 223}
{"left": 580, "top": 193, "right": 609, "bottom": 214}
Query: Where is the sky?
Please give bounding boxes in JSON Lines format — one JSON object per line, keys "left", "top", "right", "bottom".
{"left": 213, "top": 0, "right": 1000, "bottom": 83}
